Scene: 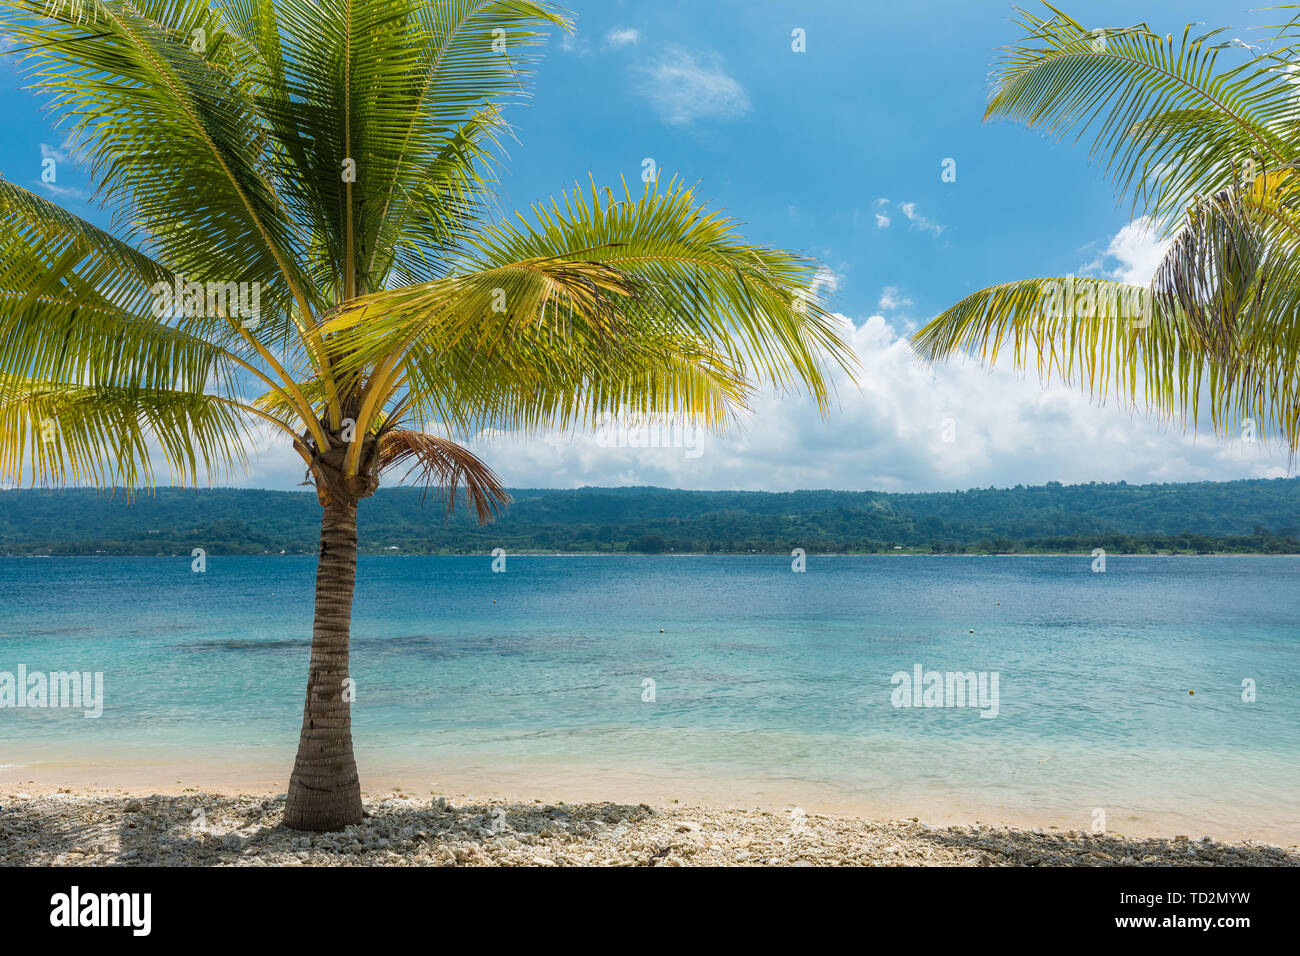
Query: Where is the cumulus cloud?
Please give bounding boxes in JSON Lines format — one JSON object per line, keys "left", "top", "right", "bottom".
{"left": 636, "top": 49, "right": 750, "bottom": 125}
{"left": 1077, "top": 214, "right": 1174, "bottom": 324}
{"left": 222, "top": 227, "right": 1282, "bottom": 495}
{"left": 222, "top": 315, "right": 1271, "bottom": 495}
{"left": 230, "top": 307, "right": 1289, "bottom": 493}
{"left": 1099, "top": 216, "right": 1172, "bottom": 284}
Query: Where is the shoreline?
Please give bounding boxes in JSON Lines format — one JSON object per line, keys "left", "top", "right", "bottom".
{"left": 5, "top": 551, "right": 1300, "bottom": 558}
{"left": 2, "top": 786, "right": 1295, "bottom": 867}
{"left": 4, "top": 762, "right": 1297, "bottom": 850}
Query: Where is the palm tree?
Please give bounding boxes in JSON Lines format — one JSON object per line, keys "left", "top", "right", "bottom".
{"left": 0, "top": 0, "right": 855, "bottom": 831}
{"left": 914, "top": 3, "right": 1300, "bottom": 450}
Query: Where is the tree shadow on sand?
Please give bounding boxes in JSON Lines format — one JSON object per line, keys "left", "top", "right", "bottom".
{"left": 909, "top": 824, "right": 1300, "bottom": 866}
{"left": 4, "top": 794, "right": 1296, "bottom": 866}
{"left": 9, "top": 794, "right": 657, "bottom": 866}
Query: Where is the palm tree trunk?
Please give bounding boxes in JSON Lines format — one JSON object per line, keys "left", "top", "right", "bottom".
{"left": 284, "top": 497, "right": 363, "bottom": 831}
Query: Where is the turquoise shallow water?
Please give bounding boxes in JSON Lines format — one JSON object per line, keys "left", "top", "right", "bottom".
{"left": 1, "top": 555, "right": 1297, "bottom": 838}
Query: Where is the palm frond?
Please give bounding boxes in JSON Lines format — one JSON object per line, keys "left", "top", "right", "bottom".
{"left": 0, "top": 375, "right": 254, "bottom": 491}
{"left": 375, "top": 428, "right": 509, "bottom": 520}
{"left": 988, "top": 4, "right": 1300, "bottom": 222}
{"left": 911, "top": 276, "right": 1197, "bottom": 421}
{"left": 2, "top": 0, "right": 319, "bottom": 316}
{"left": 1150, "top": 172, "right": 1300, "bottom": 446}
{"left": 324, "top": 177, "right": 856, "bottom": 472}
{"left": 0, "top": 180, "right": 271, "bottom": 393}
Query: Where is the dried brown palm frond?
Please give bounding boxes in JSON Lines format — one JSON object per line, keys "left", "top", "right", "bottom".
{"left": 375, "top": 429, "right": 510, "bottom": 522}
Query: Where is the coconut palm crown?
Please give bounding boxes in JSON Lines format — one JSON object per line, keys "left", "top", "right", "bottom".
{"left": 914, "top": 3, "right": 1300, "bottom": 451}
{"left": 0, "top": 0, "right": 856, "bottom": 830}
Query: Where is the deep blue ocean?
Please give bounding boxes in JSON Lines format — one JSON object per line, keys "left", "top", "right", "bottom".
{"left": 1, "top": 555, "right": 1296, "bottom": 838}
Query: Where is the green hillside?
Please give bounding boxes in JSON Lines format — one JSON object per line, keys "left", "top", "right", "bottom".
{"left": 1, "top": 479, "right": 1297, "bottom": 555}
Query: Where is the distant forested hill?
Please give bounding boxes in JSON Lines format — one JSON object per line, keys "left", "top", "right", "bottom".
{"left": 1, "top": 479, "right": 1297, "bottom": 555}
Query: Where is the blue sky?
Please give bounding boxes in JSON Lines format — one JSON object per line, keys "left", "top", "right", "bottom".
{"left": 1, "top": 1, "right": 1295, "bottom": 492}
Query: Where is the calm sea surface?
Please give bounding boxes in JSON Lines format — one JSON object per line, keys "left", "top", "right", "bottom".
{"left": 1, "top": 555, "right": 1297, "bottom": 839}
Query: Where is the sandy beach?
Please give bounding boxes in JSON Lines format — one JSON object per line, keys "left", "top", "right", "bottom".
{"left": 2, "top": 783, "right": 1296, "bottom": 867}
{"left": 5, "top": 751, "right": 1299, "bottom": 847}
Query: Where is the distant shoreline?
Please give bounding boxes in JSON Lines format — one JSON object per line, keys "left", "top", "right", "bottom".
{"left": 4, "top": 480, "right": 1299, "bottom": 558}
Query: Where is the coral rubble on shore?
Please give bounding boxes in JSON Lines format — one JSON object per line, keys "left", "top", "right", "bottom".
{"left": 2, "top": 790, "right": 1295, "bottom": 867}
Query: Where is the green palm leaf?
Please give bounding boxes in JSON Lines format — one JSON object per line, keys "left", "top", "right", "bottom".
{"left": 986, "top": 4, "right": 1300, "bottom": 220}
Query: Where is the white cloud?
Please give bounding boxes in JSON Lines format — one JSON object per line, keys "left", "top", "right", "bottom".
{"left": 343, "top": 313, "right": 1284, "bottom": 495}
{"left": 37, "top": 139, "right": 87, "bottom": 199}
{"left": 605, "top": 27, "right": 639, "bottom": 49}
{"left": 1100, "top": 216, "right": 1171, "bottom": 284}
{"left": 231, "top": 307, "right": 1289, "bottom": 493}
{"left": 636, "top": 49, "right": 750, "bottom": 125}
{"left": 898, "top": 201, "right": 944, "bottom": 236}
{"left": 559, "top": 31, "right": 592, "bottom": 56}
{"left": 37, "top": 182, "right": 89, "bottom": 202}
{"left": 811, "top": 266, "right": 841, "bottom": 297}
{"left": 878, "top": 286, "right": 912, "bottom": 311}
{"left": 872, "top": 198, "right": 892, "bottom": 228}
{"left": 223, "top": 236, "right": 1285, "bottom": 495}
